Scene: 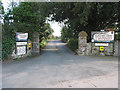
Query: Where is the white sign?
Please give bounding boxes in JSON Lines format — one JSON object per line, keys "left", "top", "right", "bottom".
{"left": 91, "top": 31, "right": 114, "bottom": 43}
{"left": 16, "top": 42, "right": 27, "bottom": 45}
{"left": 17, "top": 46, "right": 26, "bottom": 55}
{"left": 95, "top": 43, "right": 109, "bottom": 46}
{"left": 16, "top": 32, "right": 28, "bottom": 41}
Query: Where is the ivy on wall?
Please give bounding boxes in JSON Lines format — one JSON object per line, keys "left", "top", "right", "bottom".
{"left": 2, "top": 23, "right": 16, "bottom": 60}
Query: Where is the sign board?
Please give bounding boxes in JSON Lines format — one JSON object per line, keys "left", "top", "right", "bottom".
{"left": 28, "top": 42, "right": 31, "bottom": 49}
{"left": 16, "top": 32, "right": 28, "bottom": 41}
{"left": 100, "top": 46, "right": 104, "bottom": 52}
{"left": 91, "top": 31, "right": 114, "bottom": 43}
{"left": 17, "top": 46, "right": 26, "bottom": 55}
{"left": 95, "top": 43, "right": 108, "bottom": 46}
{"left": 16, "top": 42, "right": 27, "bottom": 45}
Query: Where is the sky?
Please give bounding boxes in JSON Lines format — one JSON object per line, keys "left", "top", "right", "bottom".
{"left": 2, "top": 0, "right": 62, "bottom": 36}
{"left": 48, "top": 21, "right": 62, "bottom": 37}
{"left": 2, "top": 0, "right": 11, "bottom": 11}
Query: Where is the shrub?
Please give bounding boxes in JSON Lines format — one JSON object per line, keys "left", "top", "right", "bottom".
{"left": 67, "top": 38, "right": 78, "bottom": 51}
{"left": 40, "top": 39, "right": 47, "bottom": 48}
{"left": 2, "top": 34, "right": 15, "bottom": 60}
{"left": 115, "top": 32, "right": 120, "bottom": 40}
{"left": 61, "top": 37, "right": 68, "bottom": 43}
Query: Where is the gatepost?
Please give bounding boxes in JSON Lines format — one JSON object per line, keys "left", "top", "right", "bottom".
{"left": 32, "top": 32, "right": 40, "bottom": 55}
{"left": 78, "top": 31, "right": 88, "bottom": 55}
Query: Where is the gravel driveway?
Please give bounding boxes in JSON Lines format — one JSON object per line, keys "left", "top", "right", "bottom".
{"left": 2, "top": 40, "right": 118, "bottom": 88}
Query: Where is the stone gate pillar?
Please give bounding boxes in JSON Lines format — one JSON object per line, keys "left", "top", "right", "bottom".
{"left": 78, "top": 31, "right": 88, "bottom": 55}
{"left": 118, "top": 41, "right": 120, "bottom": 58}
{"left": 32, "top": 32, "right": 40, "bottom": 55}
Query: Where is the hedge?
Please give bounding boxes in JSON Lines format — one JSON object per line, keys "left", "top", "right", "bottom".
{"left": 67, "top": 38, "right": 78, "bottom": 52}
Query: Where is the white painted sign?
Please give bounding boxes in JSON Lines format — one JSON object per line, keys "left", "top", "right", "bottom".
{"left": 91, "top": 31, "right": 114, "bottom": 43}
{"left": 17, "top": 46, "right": 26, "bottom": 55}
{"left": 16, "top": 42, "right": 27, "bottom": 45}
{"left": 16, "top": 32, "right": 28, "bottom": 41}
{"left": 95, "top": 43, "right": 109, "bottom": 46}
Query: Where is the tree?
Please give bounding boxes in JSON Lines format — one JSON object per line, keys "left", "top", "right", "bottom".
{"left": 38, "top": 2, "right": 119, "bottom": 41}
{"left": 2, "top": 2, "right": 53, "bottom": 60}
{"left": 2, "top": 2, "right": 119, "bottom": 60}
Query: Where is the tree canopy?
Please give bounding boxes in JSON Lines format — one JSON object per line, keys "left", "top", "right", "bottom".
{"left": 2, "top": 2, "right": 53, "bottom": 60}
{"left": 38, "top": 2, "right": 119, "bottom": 41}
{"left": 2, "top": 2, "right": 120, "bottom": 60}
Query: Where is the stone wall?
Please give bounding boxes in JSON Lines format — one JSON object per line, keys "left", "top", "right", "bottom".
{"left": 86, "top": 43, "right": 92, "bottom": 56}
{"left": 86, "top": 40, "right": 119, "bottom": 56}
{"left": 78, "top": 31, "right": 119, "bottom": 56}
{"left": 118, "top": 41, "right": 120, "bottom": 58}
{"left": 114, "top": 40, "right": 119, "bottom": 56}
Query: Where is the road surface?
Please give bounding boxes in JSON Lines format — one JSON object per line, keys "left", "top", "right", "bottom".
{"left": 2, "top": 40, "right": 118, "bottom": 88}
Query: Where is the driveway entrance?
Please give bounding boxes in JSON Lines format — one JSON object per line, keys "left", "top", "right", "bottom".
{"left": 2, "top": 40, "right": 118, "bottom": 88}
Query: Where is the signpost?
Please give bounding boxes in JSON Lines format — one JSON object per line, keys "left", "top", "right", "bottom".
{"left": 91, "top": 31, "right": 114, "bottom": 43}
{"left": 16, "top": 32, "right": 28, "bottom": 56}
{"left": 16, "top": 32, "right": 28, "bottom": 42}
{"left": 91, "top": 31, "right": 115, "bottom": 55}
{"left": 95, "top": 43, "right": 108, "bottom": 46}
{"left": 28, "top": 42, "right": 31, "bottom": 49}
{"left": 16, "top": 42, "right": 27, "bottom": 45}
{"left": 100, "top": 46, "right": 104, "bottom": 52}
{"left": 17, "top": 46, "right": 26, "bottom": 55}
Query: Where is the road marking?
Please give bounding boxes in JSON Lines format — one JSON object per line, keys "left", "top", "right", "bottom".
{"left": 41, "top": 49, "right": 58, "bottom": 51}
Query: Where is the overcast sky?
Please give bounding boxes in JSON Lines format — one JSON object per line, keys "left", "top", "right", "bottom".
{"left": 2, "top": 0, "right": 62, "bottom": 36}
{"left": 48, "top": 21, "right": 62, "bottom": 36}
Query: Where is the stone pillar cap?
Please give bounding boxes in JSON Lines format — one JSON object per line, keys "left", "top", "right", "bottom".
{"left": 78, "top": 31, "right": 88, "bottom": 37}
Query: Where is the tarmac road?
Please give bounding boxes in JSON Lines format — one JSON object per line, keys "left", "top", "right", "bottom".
{"left": 2, "top": 40, "right": 118, "bottom": 88}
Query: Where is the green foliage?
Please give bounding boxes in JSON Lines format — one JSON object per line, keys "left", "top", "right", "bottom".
{"left": 61, "top": 26, "right": 74, "bottom": 42}
{"left": 40, "top": 2, "right": 119, "bottom": 41}
{"left": 2, "top": 36, "right": 15, "bottom": 60}
{"left": 2, "top": 2, "right": 119, "bottom": 60}
{"left": 2, "top": 23, "right": 16, "bottom": 60}
{"left": 40, "top": 39, "right": 47, "bottom": 48}
{"left": 115, "top": 32, "right": 120, "bottom": 40}
{"left": 0, "top": 1, "right": 4, "bottom": 14}
{"left": 40, "top": 23, "right": 54, "bottom": 42}
{"left": 11, "top": 2, "right": 45, "bottom": 33}
{"left": 2, "top": 2, "right": 54, "bottom": 60}
{"left": 67, "top": 39, "right": 78, "bottom": 51}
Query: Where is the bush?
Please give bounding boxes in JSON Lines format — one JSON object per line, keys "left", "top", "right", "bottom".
{"left": 2, "top": 23, "right": 16, "bottom": 60}
{"left": 115, "top": 32, "right": 120, "bottom": 40}
{"left": 67, "top": 38, "right": 78, "bottom": 51}
{"left": 2, "top": 35, "right": 15, "bottom": 60}
{"left": 40, "top": 39, "right": 47, "bottom": 48}
{"left": 61, "top": 37, "right": 68, "bottom": 43}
